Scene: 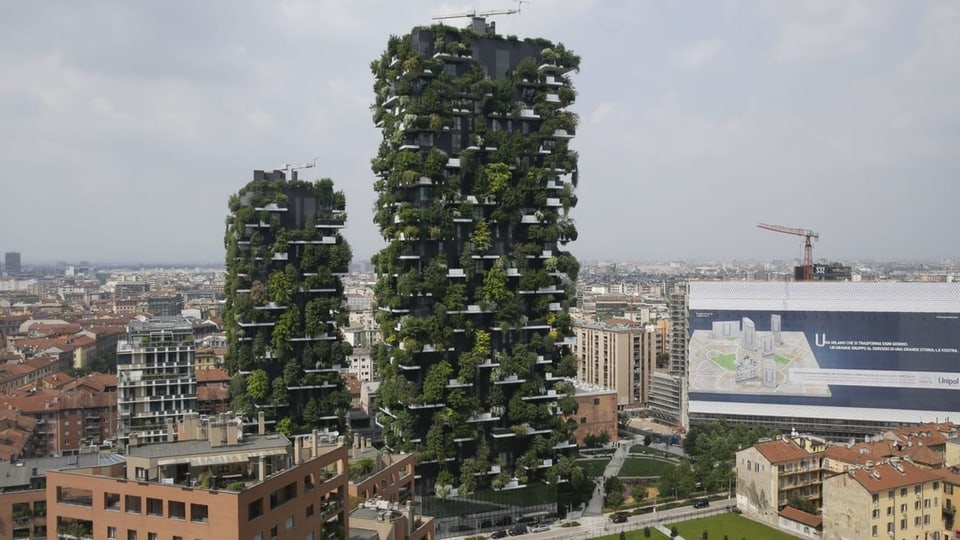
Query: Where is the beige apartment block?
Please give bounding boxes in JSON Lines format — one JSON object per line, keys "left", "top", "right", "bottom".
{"left": 821, "top": 460, "right": 944, "bottom": 540}
{"left": 572, "top": 318, "right": 659, "bottom": 408}
{"left": 736, "top": 437, "right": 824, "bottom": 525}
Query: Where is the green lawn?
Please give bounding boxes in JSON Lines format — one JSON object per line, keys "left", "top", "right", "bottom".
{"left": 712, "top": 353, "right": 737, "bottom": 370}
{"left": 576, "top": 458, "right": 611, "bottom": 477}
{"left": 620, "top": 457, "right": 674, "bottom": 477}
{"left": 774, "top": 354, "right": 791, "bottom": 365}
{"left": 669, "top": 513, "right": 798, "bottom": 540}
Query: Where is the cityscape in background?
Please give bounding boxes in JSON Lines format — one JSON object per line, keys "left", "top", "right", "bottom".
{"left": 2, "top": 6, "right": 960, "bottom": 540}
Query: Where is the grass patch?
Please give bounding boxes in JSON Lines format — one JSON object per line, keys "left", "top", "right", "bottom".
{"left": 576, "top": 458, "right": 611, "bottom": 477}
{"left": 559, "top": 521, "right": 580, "bottom": 528}
{"left": 471, "top": 483, "right": 557, "bottom": 507}
{"left": 592, "top": 527, "right": 670, "bottom": 539}
{"left": 620, "top": 458, "right": 674, "bottom": 477}
{"left": 774, "top": 354, "right": 791, "bottom": 365}
{"left": 669, "top": 513, "right": 798, "bottom": 540}
{"left": 712, "top": 353, "right": 737, "bottom": 370}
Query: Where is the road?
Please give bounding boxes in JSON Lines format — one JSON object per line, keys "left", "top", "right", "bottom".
{"left": 447, "top": 500, "right": 736, "bottom": 540}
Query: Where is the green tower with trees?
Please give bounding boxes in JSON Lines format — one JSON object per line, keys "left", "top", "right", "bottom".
{"left": 223, "top": 169, "right": 353, "bottom": 435}
{"left": 369, "top": 18, "right": 585, "bottom": 505}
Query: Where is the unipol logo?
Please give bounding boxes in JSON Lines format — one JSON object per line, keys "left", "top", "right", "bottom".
{"left": 814, "top": 333, "right": 827, "bottom": 347}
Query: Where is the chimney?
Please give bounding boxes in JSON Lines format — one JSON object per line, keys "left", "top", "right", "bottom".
{"left": 258, "top": 411, "right": 266, "bottom": 435}
{"left": 258, "top": 456, "right": 266, "bottom": 482}
{"left": 294, "top": 438, "right": 302, "bottom": 465}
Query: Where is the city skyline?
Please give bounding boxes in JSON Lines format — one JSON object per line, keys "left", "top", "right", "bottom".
{"left": 1, "top": 1, "right": 958, "bottom": 264}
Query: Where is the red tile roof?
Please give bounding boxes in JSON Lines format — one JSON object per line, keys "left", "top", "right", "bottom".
{"left": 849, "top": 460, "right": 942, "bottom": 493}
{"left": 755, "top": 438, "right": 815, "bottom": 463}
{"left": 779, "top": 506, "right": 822, "bottom": 528}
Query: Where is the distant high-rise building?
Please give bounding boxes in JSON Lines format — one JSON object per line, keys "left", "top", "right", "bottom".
{"left": 4, "top": 252, "right": 21, "bottom": 276}
{"left": 369, "top": 18, "right": 583, "bottom": 498}
{"left": 117, "top": 315, "right": 197, "bottom": 446}
{"left": 223, "top": 170, "right": 353, "bottom": 433}
{"left": 648, "top": 283, "right": 689, "bottom": 427}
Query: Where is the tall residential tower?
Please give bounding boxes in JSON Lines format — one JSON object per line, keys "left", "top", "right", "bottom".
{"left": 223, "top": 170, "right": 353, "bottom": 434}
{"left": 370, "top": 18, "right": 583, "bottom": 498}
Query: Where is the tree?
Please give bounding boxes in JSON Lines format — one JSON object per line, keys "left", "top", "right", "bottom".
{"left": 276, "top": 418, "right": 293, "bottom": 437}
{"left": 643, "top": 434, "right": 652, "bottom": 447}
{"left": 604, "top": 476, "right": 624, "bottom": 508}
{"left": 700, "top": 531, "right": 708, "bottom": 540}
{"left": 619, "top": 532, "right": 626, "bottom": 540}
{"left": 787, "top": 495, "right": 817, "bottom": 514}
{"left": 670, "top": 526, "right": 679, "bottom": 538}
{"left": 644, "top": 527, "right": 652, "bottom": 538}
{"left": 246, "top": 369, "right": 269, "bottom": 402}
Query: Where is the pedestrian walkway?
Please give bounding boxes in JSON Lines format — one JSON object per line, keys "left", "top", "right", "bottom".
{"left": 582, "top": 437, "right": 639, "bottom": 516}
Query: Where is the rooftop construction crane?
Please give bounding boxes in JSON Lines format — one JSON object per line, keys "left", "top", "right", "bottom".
{"left": 432, "top": 0, "right": 527, "bottom": 21}
{"left": 274, "top": 157, "right": 319, "bottom": 180}
{"left": 757, "top": 222, "right": 820, "bottom": 281}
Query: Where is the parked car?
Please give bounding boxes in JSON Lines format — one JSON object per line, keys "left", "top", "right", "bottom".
{"left": 610, "top": 512, "right": 629, "bottom": 523}
{"left": 508, "top": 524, "right": 528, "bottom": 536}
{"left": 692, "top": 498, "right": 710, "bottom": 509}
{"left": 529, "top": 525, "right": 550, "bottom": 533}
{"left": 491, "top": 530, "right": 508, "bottom": 539}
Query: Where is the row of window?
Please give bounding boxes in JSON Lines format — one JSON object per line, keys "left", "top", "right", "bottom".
{"left": 104, "top": 493, "right": 207, "bottom": 522}
{"left": 870, "top": 514, "right": 935, "bottom": 536}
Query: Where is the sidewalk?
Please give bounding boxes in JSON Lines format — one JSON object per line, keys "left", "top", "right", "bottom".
{"left": 583, "top": 437, "right": 637, "bottom": 516}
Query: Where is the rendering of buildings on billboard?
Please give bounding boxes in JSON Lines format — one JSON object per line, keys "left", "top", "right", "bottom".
{"left": 687, "top": 282, "right": 960, "bottom": 425}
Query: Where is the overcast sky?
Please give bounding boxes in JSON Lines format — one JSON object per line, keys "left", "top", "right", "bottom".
{"left": 1, "top": 1, "right": 958, "bottom": 266}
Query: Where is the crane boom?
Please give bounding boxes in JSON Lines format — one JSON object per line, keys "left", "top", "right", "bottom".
{"left": 757, "top": 222, "right": 820, "bottom": 281}
{"left": 432, "top": 1, "right": 526, "bottom": 20}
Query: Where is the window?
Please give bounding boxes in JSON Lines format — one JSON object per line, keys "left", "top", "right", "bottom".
{"left": 191, "top": 503, "right": 208, "bottom": 523}
{"left": 580, "top": 417, "right": 586, "bottom": 424}
{"left": 248, "top": 499, "right": 264, "bottom": 521}
{"left": 901, "top": 488, "right": 908, "bottom": 497}
{"left": 169, "top": 500, "right": 186, "bottom": 520}
{"left": 253, "top": 534, "right": 262, "bottom": 540}
{"left": 285, "top": 516, "right": 294, "bottom": 529}
{"left": 270, "top": 525, "right": 278, "bottom": 538}
{"left": 269, "top": 482, "right": 297, "bottom": 509}
{"left": 305, "top": 474, "right": 315, "bottom": 492}
{"left": 900, "top": 503, "right": 907, "bottom": 514}
{"left": 125, "top": 495, "right": 141, "bottom": 514}
{"left": 872, "top": 494, "right": 879, "bottom": 504}
{"left": 915, "top": 485, "right": 922, "bottom": 495}
{"left": 933, "top": 481, "right": 939, "bottom": 490}
{"left": 307, "top": 504, "right": 314, "bottom": 517}
{"left": 108, "top": 527, "right": 117, "bottom": 539}
{"left": 105, "top": 492, "right": 121, "bottom": 511}
{"left": 915, "top": 516, "right": 921, "bottom": 526}
{"left": 148, "top": 534, "right": 158, "bottom": 540}
{"left": 872, "top": 509, "right": 880, "bottom": 518}
{"left": 127, "top": 531, "right": 138, "bottom": 540}
{"left": 871, "top": 525, "right": 877, "bottom": 537}
{"left": 923, "top": 514, "right": 930, "bottom": 525}
{"left": 887, "top": 506, "right": 893, "bottom": 516}
{"left": 135, "top": 467, "right": 148, "bottom": 481}
{"left": 593, "top": 398, "right": 600, "bottom": 405}
{"left": 147, "top": 498, "right": 163, "bottom": 516}
{"left": 900, "top": 518, "right": 906, "bottom": 530}
{"left": 888, "top": 490, "right": 894, "bottom": 499}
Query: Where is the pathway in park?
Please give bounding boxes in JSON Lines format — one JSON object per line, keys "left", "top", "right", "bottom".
{"left": 582, "top": 437, "right": 637, "bottom": 516}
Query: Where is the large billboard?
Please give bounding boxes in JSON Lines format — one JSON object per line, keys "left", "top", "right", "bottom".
{"left": 687, "top": 282, "right": 960, "bottom": 423}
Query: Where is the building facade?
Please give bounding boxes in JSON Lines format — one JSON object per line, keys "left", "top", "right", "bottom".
{"left": 736, "top": 437, "right": 825, "bottom": 525}
{"left": 117, "top": 316, "right": 197, "bottom": 446}
{"left": 572, "top": 318, "right": 659, "bottom": 408}
{"left": 46, "top": 418, "right": 351, "bottom": 540}
{"left": 648, "top": 283, "right": 688, "bottom": 426}
{"left": 223, "top": 170, "right": 353, "bottom": 432}
{"left": 821, "top": 460, "right": 945, "bottom": 540}
{"left": 369, "top": 19, "right": 582, "bottom": 494}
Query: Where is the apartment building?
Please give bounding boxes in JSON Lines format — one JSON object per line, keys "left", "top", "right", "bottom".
{"left": 47, "top": 415, "right": 350, "bottom": 540}
{"left": 117, "top": 316, "right": 197, "bottom": 446}
{"left": 736, "top": 436, "right": 825, "bottom": 525}
{"left": 821, "top": 459, "right": 945, "bottom": 540}
{"left": 572, "top": 318, "right": 659, "bottom": 408}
